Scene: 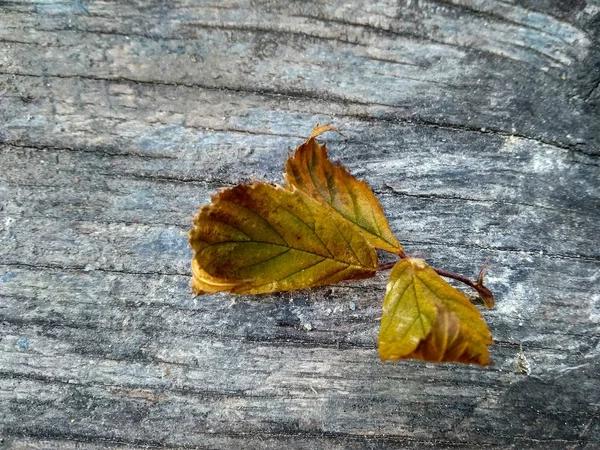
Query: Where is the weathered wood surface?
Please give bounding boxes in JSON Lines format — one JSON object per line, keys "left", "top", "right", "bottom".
{"left": 1, "top": 1, "right": 599, "bottom": 448}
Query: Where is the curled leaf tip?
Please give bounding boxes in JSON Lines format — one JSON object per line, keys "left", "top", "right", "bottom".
{"left": 476, "top": 256, "right": 495, "bottom": 308}
{"left": 309, "top": 124, "right": 342, "bottom": 140}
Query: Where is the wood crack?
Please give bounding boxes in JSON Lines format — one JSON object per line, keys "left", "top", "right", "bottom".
{"left": 400, "top": 239, "right": 600, "bottom": 262}
{"left": 97, "top": 171, "right": 238, "bottom": 187}
{"left": 36, "top": 22, "right": 376, "bottom": 54}
{"left": 291, "top": 13, "right": 571, "bottom": 68}
{"left": 0, "top": 141, "right": 176, "bottom": 160}
{"left": 3, "top": 419, "right": 597, "bottom": 447}
{"left": 432, "top": 0, "right": 579, "bottom": 48}
{"left": 583, "top": 76, "right": 600, "bottom": 102}
{"left": 0, "top": 262, "right": 188, "bottom": 278}
{"left": 379, "top": 184, "right": 597, "bottom": 217}
{"left": 0, "top": 370, "right": 268, "bottom": 400}
{"left": 3, "top": 71, "right": 594, "bottom": 155}
{"left": 1, "top": 301, "right": 596, "bottom": 354}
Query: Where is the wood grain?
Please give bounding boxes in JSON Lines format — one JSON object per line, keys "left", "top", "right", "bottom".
{"left": 1, "top": 1, "right": 599, "bottom": 448}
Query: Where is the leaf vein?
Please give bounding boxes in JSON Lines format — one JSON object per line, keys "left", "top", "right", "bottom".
{"left": 412, "top": 276, "right": 429, "bottom": 338}
{"left": 266, "top": 195, "right": 335, "bottom": 259}
{"left": 239, "top": 248, "right": 292, "bottom": 271}
{"left": 197, "top": 240, "right": 368, "bottom": 268}
{"left": 380, "top": 264, "right": 412, "bottom": 337}
{"left": 307, "top": 144, "right": 331, "bottom": 203}
{"left": 249, "top": 257, "right": 331, "bottom": 288}
{"left": 328, "top": 212, "right": 364, "bottom": 266}
{"left": 221, "top": 199, "right": 287, "bottom": 245}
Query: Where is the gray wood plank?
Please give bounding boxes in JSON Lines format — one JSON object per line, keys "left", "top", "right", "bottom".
{"left": 1, "top": 0, "right": 599, "bottom": 448}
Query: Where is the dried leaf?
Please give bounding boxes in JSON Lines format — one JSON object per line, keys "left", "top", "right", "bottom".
{"left": 378, "top": 258, "right": 493, "bottom": 365}
{"left": 189, "top": 183, "right": 378, "bottom": 294}
{"left": 285, "top": 125, "right": 402, "bottom": 254}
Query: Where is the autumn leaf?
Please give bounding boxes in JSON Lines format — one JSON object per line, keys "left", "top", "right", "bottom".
{"left": 189, "top": 182, "right": 378, "bottom": 294}
{"left": 378, "top": 258, "right": 493, "bottom": 365}
{"left": 285, "top": 125, "right": 402, "bottom": 254}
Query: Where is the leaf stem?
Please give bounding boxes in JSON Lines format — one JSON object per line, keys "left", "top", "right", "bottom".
{"left": 378, "top": 256, "right": 495, "bottom": 308}
{"left": 378, "top": 261, "right": 397, "bottom": 271}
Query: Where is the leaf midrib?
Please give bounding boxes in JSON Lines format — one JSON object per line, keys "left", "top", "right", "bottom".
{"left": 296, "top": 143, "right": 399, "bottom": 251}
{"left": 197, "top": 239, "right": 374, "bottom": 269}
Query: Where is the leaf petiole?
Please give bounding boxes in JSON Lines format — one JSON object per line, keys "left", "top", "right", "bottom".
{"left": 378, "top": 257, "right": 495, "bottom": 308}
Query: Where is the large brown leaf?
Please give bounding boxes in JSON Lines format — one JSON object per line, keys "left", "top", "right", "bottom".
{"left": 189, "top": 183, "right": 378, "bottom": 294}
{"left": 378, "top": 258, "right": 493, "bottom": 365}
{"left": 285, "top": 125, "right": 402, "bottom": 254}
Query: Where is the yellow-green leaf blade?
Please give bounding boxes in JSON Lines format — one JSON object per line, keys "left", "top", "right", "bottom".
{"left": 378, "top": 259, "right": 438, "bottom": 360}
{"left": 189, "top": 182, "right": 378, "bottom": 295}
{"left": 285, "top": 125, "right": 402, "bottom": 254}
{"left": 378, "top": 258, "right": 493, "bottom": 366}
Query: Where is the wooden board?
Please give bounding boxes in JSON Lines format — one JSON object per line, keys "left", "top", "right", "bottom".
{"left": 1, "top": 1, "right": 599, "bottom": 448}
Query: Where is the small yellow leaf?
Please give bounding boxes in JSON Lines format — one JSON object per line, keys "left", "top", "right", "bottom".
{"left": 378, "top": 258, "right": 493, "bottom": 365}
{"left": 189, "top": 183, "right": 378, "bottom": 294}
{"left": 285, "top": 125, "right": 402, "bottom": 254}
